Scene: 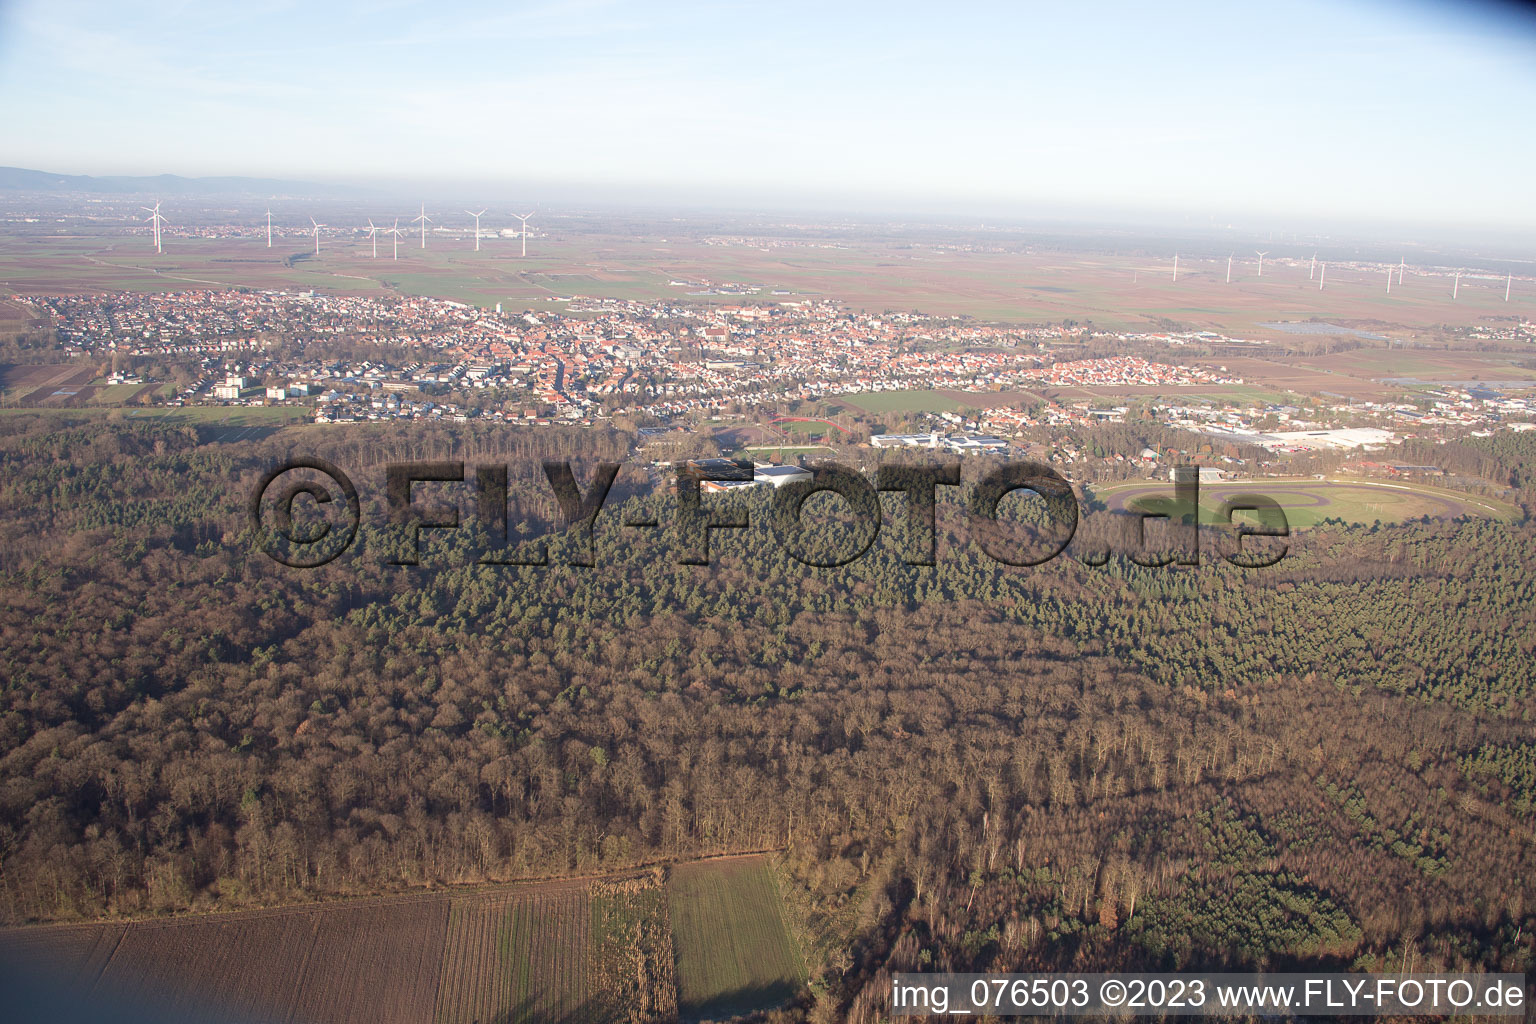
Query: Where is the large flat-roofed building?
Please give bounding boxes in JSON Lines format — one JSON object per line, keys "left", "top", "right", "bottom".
{"left": 699, "top": 478, "right": 757, "bottom": 493}
{"left": 1264, "top": 427, "right": 1396, "bottom": 450}
{"left": 1170, "top": 466, "right": 1233, "bottom": 483}
{"left": 944, "top": 434, "right": 1008, "bottom": 452}
{"left": 872, "top": 432, "right": 1009, "bottom": 453}
{"left": 753, "top": 465, "right": 813, "bottom": 488}
{"left": 871, "top": 432, "right": 940, "bottom": 448}
{"left": 697, "top": 464, "right": 814, "bottom": 493}
{"left": 683, "top": 457, "right": 747, "bottom": 473}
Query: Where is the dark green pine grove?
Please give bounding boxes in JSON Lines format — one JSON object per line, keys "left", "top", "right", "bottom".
{"left": 0, "top": 414, "right": 1534, "bottom": 1023}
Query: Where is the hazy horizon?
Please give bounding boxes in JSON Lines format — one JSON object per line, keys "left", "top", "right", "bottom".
{"left": 4, "top": 0, "right": 1536, "bottom": 233}
{"left": 7, "top": 169, "right": 1536, "bottom": 260}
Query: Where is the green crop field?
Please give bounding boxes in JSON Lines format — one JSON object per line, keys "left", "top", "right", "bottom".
{"left": 89, "top": 383, "right": 151, "bottom": 404}
{"left": 125, "top": 405, "right": 311, "bottom": 425}
{"left": 668, "top": 857, "right": 805, "bottom": 1022}
{"left": 838, "top": 389, "right": 966, "bottom": 414}
{"left": 1091, "top": 478, "right": 1519, "bottom": 529}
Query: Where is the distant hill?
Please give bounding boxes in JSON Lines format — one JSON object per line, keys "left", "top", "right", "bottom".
{"left": 0, "top": 166, "right": 361, "bottom": 197}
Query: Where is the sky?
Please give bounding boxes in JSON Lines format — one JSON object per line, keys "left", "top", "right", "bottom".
{"left": 3, "top": 0, "right": 1535, "bottom": 228}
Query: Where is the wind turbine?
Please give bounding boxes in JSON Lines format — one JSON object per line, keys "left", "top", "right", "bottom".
{"left": 1398, "top": 256, "right": 1405, "bottom": 286}
{"left": 265, "top": 209, "right": 273, "bottom": 248}
{"left": 1255, "top": 251, "right": 1269, "bottom": 278}
{"left": 142, "top": 201, "right": 166, "bottom": 253}
{"left": 1453, "top": 271, "right": 1460, "bottom": 300}
{"left": 412, "top": 202, "right": 432, "bottom": 249}
{"left": 1310, "top": 252, "right": 1317, "bottom": 280}
{"left": 466, "top": 209, "right": 486, "bottom": 251}
{"left": 1226, "top": 254, "right": 1232, "bottom": 284}
{"left": 1318, "top": 262, "right": 1326, "bottom": 290}
{"left": 515, "top": 211, "right": 534, "bottom": 257}
{"left": 1386, "top": 268, "right": 1393, "bottom": 294}
{"left": 366, "top": 219, "right": 378, "bottom": 258}
{"left": 1507, "top": 273, "right": 1513, "bottom": 302}
{"left": 391, "top": 218, "right": 403, "bottom": 261}
{"left": 1172, "top": 253, "right": 1179, "bottom": 283}
{"left": 310, "top": 217, "right": 324, "bottom": 256}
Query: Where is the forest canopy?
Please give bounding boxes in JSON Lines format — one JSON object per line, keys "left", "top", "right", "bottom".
{"left": 0, "top": 413, "right": 1532, "bottom": 1022}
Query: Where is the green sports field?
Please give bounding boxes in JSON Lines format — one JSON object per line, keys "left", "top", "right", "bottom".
{"left": 741, "top": 444, "right": 838, "bottom": 457}
{"left": 1089, "top": 478, "right": 1519, "bottom": 529}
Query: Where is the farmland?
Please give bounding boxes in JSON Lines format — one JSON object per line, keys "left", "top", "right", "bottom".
{"left": 0, "top": 297, "right": 36, "bottom": 327}
{"left": 435, "top": 883, "right": 591, "bottom": 1024}
{"left": 3, "top": 228, "right": 1532, "bottom": 337}
{"left": 1090, "top": 477, "right": 1520, "bottom": 529}
{"left": 1298, "top": 348, "right": 1536, "bottom": 381}
{"left": 1171, "top": 355, "right": 1403, "bottom": 400}
{"left": 837, "top": 389, "right": 967, "bottom": 415}
{"left": 668, "top": 858, "right": 806, "bottom": 1022}
{"left": 0, "top": 401, "right": 310, "bottom": 429}
{"left": 0, "top": 896, "right": 449, "bottom": 1024}
{"left": 0, "top": 857, "right": 800, "bottom": 1024}
{"left": 1034, "top": 380, "right": 1307, "bottom": 405}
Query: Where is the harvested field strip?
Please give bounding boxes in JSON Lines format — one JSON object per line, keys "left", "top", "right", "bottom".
{"left": 434, "top": 886, "right": 592, "bottom": 1024}
{"left": 668, "top": 858, "right": 805, "bottom": 1021}
{"left": 13, "top": 366, "right": 94, "bottom": 406}
{"left": 0, "top": 363, "right": 91, "bottom": 388}
{"left": 590, "top": 882, "right": 677, "bottom": 1021}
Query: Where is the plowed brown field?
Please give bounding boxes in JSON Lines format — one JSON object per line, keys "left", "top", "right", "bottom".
{"left": 434, "top": 883, "right": 591, "bottom": 1024}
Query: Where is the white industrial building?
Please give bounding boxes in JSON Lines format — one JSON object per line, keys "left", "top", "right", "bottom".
{"left": 698, "top": 464, "right": 813, "bottom": 493}
{"left": 871, "top": 432, "right": 1010, "bottom": 453}
{"left": 754, "top": 465, "right": 813, "bottom": 488}
{"left": 1169, "top": 466, "right": 1234, "bottom": 483}
{"left": 1263, "top": 427, "right": 1396, "bottom": 450}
